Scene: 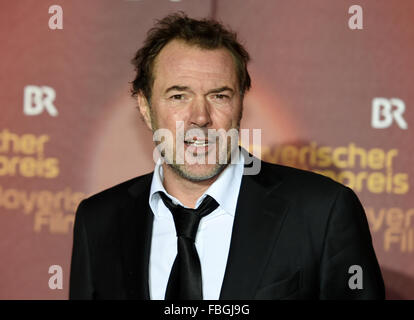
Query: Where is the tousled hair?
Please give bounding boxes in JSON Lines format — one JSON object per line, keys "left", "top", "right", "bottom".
{"left": 130, "top": 12, "right": 251, "bottom": 102}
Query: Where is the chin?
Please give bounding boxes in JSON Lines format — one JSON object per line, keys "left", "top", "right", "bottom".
{"left": 170, "top": 162, "right": 227, "bottom": 182}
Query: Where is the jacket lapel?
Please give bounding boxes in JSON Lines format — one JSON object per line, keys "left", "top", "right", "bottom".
{"left": 117, "top": 156, "right": 289, "bottom": 300}
{"left": 219, "top": 165, "right": 290, "bottom": 299}
{"left": 119, "top": 173, "right": 153, "bottom": 299}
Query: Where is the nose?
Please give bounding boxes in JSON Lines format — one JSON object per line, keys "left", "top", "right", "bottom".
{"left": 189, "top": 97, "right": 212, "bottom": 128}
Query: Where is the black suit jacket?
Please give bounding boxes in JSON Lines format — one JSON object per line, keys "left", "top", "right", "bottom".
{"left": 69, "top": 158, "right": 385, "bottom": 300}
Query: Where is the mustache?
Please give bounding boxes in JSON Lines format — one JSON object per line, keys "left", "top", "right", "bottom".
{"left": 183, "top": 125, "right": 239, "bottom": 134}
{"left": 184, "top": 129, "right": 213, "bottom": 142}
{"left": 182, "top": 128, "right": 240, "bottom": 143}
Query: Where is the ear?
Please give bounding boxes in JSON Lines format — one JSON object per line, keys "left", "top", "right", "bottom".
{"left": 137, "top": 91, "right": 153, "bottom": 131}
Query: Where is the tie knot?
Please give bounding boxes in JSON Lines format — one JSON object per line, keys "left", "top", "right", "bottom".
{"left": 159, "top": 193, "right": 219, "bottom": 242}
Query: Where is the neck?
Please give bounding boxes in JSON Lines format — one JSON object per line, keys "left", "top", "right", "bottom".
{"left": 162, "top": 164, "right": 223, "bottom": 208}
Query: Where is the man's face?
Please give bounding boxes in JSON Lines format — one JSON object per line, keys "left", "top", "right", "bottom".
{"left": 138, "top": 39, "right": 243, "bottom": 181}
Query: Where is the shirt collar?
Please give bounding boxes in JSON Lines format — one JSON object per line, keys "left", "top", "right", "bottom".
{"left": 149, "top": 151, "right": 245, "bottom": 218}
{"left": 203, "top": 151, "right": 245, "bottom": 216}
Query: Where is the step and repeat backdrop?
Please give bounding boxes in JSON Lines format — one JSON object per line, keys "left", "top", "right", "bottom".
{"left": 0, "top": 0, "right": 413, "bottom": 299}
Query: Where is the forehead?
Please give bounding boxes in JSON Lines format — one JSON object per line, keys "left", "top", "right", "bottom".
{"left": 152, "top": 39, "right": 238, "bottom": 88}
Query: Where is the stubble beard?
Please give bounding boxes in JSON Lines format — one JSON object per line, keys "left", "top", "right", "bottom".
{"left": 151, "top": 104, "right": 243, "bottom": 182}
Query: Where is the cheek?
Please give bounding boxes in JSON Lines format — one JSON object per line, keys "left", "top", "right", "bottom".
{"left": 152, "top": 102, "right": 188, "bottom": 127}
{"left": 211, "top": 104, "right": 242, "bottom": 127}
{"left": 170, "top": 110, "right": 192, "bottom": 130}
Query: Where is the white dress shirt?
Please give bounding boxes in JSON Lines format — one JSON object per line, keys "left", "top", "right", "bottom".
{"left": 148, "top": 152, "right": 245, "bottom": 300}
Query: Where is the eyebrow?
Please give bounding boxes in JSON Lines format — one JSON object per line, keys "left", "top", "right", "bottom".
{"left": 165, "top": 85, "right": 191, "bottom": 93}
{"left": 206, "top": 86, "right": 234, "bottom": 95}
{"left": 164, "top": 85, "right": 234, "bottom": 95}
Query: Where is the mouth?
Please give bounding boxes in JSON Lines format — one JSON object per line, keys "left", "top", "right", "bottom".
{"left": 184, "top": 137, "right": 215, "bottom": 155}
{"left": 185, "top": 139, "right": 211, "bottom": 147}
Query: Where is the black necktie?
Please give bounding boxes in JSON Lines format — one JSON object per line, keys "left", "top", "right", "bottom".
{"left": 159, "top": 192, "right": 219, "bottom": 300}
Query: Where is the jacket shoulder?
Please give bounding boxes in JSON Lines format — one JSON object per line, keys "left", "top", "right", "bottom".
{"left": 76, "top": 172, "right": 153, "bottom": 219}
{"left": 259, "top": 160, "right": 349, "bottom": 198}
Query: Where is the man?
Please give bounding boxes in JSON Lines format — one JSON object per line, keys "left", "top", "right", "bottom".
{"left": 69, "top": 12, "right": 385, "bottom": 300}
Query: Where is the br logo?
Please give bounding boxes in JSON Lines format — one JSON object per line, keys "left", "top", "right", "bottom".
{"left": 371, "top": 98, "right": 408, "bottom": 130}
{"left": 23, "top": 85, "right": 58, "bottom": 117}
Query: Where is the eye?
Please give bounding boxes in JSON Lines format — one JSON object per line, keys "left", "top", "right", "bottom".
{"left": 210, "top": 93, "right": 230, "bottom": 103}
{"left": 170, "top": 94, "right": 184, "bottom": 100}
